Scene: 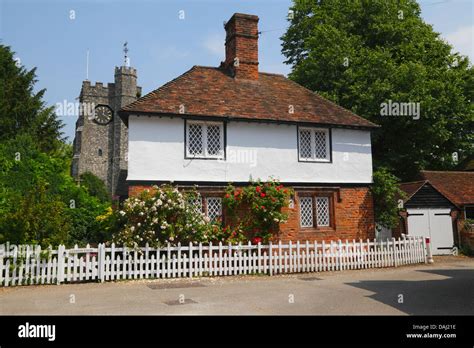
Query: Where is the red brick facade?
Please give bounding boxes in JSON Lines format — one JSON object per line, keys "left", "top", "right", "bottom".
{"left": 276, "top": 187, "right": 375, "bottom": 242}
{"left": 128, "top": 184, "right": 375, "bottom": 242}
{"left": 458, "top": 212, "right": 474, "bottom": 249}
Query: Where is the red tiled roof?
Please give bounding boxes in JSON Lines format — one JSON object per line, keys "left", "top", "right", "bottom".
{"left": 399, "top": 180, "right": 427, "bottom": 201}
{"left": 120, "top": 66, "right": 378, "bottom": 128}
{"left": 418, "top": 171, "right": 474, "bottom": 206}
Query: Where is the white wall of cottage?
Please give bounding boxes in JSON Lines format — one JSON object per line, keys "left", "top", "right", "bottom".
{"left": 127, "top": 116, "right": 373, "bottom": 183}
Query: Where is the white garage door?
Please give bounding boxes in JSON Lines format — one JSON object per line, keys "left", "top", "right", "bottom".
{"left": 407, "top": 208, "right": 454, "bottom": 255}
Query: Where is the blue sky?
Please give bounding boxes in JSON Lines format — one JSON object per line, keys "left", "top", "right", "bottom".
{"left": 1, "top": 0, "right": 472, "bottom": 141}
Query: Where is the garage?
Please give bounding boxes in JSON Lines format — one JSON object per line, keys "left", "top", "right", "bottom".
{"left": 407, "top": 208, "right": 454, "bottom": 255}
{"left": 399, "top": 180, "right": 457, "bottom": 255}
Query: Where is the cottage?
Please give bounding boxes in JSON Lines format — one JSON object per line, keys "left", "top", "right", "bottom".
{"left": 118, "top": 13, "right": 378, "bottom": 242}
{"left": 396, "top": 171, "right": 474, "bottom": 254}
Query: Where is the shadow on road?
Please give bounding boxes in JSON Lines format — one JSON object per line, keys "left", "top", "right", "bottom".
{"left": 345, "top": 269, "right": 474, "bottom": 315}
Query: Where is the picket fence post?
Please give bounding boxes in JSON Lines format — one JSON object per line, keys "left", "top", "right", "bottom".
{"left": 189, "top": 242, "right": 193, "bottom": 278}
{"left": 98, "top": 243, "right": 105, "bottom": 283}
{"left": 268, "top": 241, "right": 273, "bottom": 276}
{"left": 57, "top": 244, "right": 65, "bottom": 284}
{"left": 392, "top": 238, "right": 398, "bottom": 268}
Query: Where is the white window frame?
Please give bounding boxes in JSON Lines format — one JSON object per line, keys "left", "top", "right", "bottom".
{"left": 298, "top": 127, "right": 331, "bottom": 162}
{"left": 186, "top": 120, "right": 224, "bottom": 159}
{"left": 299, "top": 195, "right": 332, "bottom": 228}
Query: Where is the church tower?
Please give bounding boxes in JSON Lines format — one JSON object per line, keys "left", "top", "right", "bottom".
{"left": 71, "top": 45, "right": 141, "bottom": 198}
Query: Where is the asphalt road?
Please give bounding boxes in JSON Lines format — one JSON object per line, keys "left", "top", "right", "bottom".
{"left": 1, "top": 256, "right": 472, "bottom": 315}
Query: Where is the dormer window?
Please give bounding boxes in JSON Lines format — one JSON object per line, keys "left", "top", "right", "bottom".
{"left": 185, "top": 120, "right": 225, "bottom": 159}
{"left": 298, "top": 127, "right": 331, "bottom": 162}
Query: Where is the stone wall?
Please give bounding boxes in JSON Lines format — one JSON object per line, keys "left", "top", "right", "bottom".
{"left": 71, "top": 66, "right": 140, "bottom": 197}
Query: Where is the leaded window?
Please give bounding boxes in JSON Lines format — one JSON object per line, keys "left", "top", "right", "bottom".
{"left": 188, "top": 124, "right": 203, "bottom": 156}
{"left": 299, "top": 195, "right": 332, "bottom": 228}
{"left": 188, "top": 196, "right": 203, "bottom": 213}
{"left": 298, "top": 127, "right": 330, "bottom": 162}
{"left": 300, "top": 197, "right": 314, "bottom": 227}
{"left": 299, "top": 129, "right": 312, "bottom": 159}
{"left": 206, "top": 197, "right": 222, "bottom": 221}
{"left": 186, "top": 121, "right": 224, "bottom": 159}
{"left": 316, "top": 197, "right": 330, "bottom": 227}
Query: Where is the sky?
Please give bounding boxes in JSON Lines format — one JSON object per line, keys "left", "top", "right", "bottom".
{"left": 0, "top": 0, "right": 473, "bottom": 141}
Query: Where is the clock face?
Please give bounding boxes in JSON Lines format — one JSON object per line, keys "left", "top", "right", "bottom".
{"left": 93, "top": 105, "right": 113, "bottom": 125}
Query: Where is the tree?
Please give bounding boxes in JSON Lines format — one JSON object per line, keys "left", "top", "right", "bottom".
{"left": 0, "top": 45, "right": 64, "bottom": 152}
{"left": 0, "top": 46, "right": 111, "bottom": 247}
{"left": 0, "top": 134, "right": 110, "bottom": 247}
{"left": 371, "top": 168, "right": 406, "bottom": 230}
{"left": 80, "top": 172, "right": 110, "bottom": 204}
{"left": 282, "top": 0, "right": 474, "bottom": 180}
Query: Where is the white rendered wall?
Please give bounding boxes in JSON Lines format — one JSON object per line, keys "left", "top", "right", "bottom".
{"left": 127, "top": 116, "right": 373, "bottom": 183}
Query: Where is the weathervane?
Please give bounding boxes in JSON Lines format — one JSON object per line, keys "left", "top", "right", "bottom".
{"left": 123, "top": 41, "right": 130, "bottom": 67}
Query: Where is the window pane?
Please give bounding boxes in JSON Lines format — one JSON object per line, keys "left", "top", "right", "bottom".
{"left": 188, "top": 124, "right": 203, "bottom": 155}
{"left": 466, "top": 207, "right": 474, "bottom": 219}
{"left": 299, "top": 129, "right": 312, "bottom": 159}
{"left": 206, "top": 197, "right": 222, "bottom": 221}
{"left": 314, "top": 130, "right": 328, "bottom": 159}
{"left": 188, "top": 196, "right": 202, "bottom": 213}
{"left": 207, "top": 125, "right": 222, "bottom": 156}
{"left": 316, "top": 197, "right": 330, "bottom": 226}
{"left": 300, "top": 197, "right": 314, "bottom": 227}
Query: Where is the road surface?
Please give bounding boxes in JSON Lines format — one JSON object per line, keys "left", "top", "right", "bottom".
{"left": 1, "top": 256, "right": 472, "bottom": 315}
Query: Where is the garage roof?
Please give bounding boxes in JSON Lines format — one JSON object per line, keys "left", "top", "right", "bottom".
{"left": 400, "top": 171, "right": 474, "bottom": 208}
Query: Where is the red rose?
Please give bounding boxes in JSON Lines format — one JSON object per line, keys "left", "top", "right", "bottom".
{"left": 225, "top": 193, "right": 230, "bottom": 198}
{"left": 260, "top": 193, "right": 266, "bottom": 198}
{"left": 261, "top": 205, "right": 265, "bottom": 210}
{"left": 252, "top": 237, "right": 262, "bottom": 244}
{"left": 256, "top": 186, "right": 261, "bottom": 193}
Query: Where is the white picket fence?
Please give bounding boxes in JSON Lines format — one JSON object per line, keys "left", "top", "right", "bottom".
{"left": 0, "top": 236, "right": 427, "bottom": 287}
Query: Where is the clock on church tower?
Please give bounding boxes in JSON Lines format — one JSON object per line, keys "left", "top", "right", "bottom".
{"left": 93, "top": 104, "right": 113, "bottom": 125}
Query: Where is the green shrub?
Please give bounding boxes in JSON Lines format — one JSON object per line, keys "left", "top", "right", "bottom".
{"left": 372, "top": 168, "right": 406, "bottom": 230}
{"left": 459, "top": 245, "right": 474, "bottom": 257}
{"left": 223, "top": 179, "right": 292, "bottom": 243}
{"left": 0, "top": 135, "right": 110, "bottom": 247}
{"left": 79, "top": 172, "right": 110, "bottom": 203}
{"left": 111, "top": 185, "right": 214, "bottom": 248}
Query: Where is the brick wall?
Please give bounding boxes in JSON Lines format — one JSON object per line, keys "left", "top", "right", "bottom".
{"left": 276, "top": 187, "right": 375, "bottom": 242}
{"left": 128, "top": 184, "right": 375, "bottom": 242}
{"left": 458, "top": 217, "right": 474, "bottom": 249}
{"left": 223, "top": 13, "right": 259, "bottom": 80}
{"left": 128, "top": 185, "right": 156, "bottom": 197}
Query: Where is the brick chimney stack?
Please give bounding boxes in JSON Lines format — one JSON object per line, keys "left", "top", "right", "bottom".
{"left": 222, "top": 13, "right": 259, "bottom": 80}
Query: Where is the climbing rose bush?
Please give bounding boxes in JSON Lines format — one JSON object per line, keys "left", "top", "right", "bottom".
{"left": 112, "top": 185, "right": 212, "bottom": 248}
{"left": 111, "top": 181, "right": 291, "bottom": 248}
{"left": 223, "top": 179, "right": 292, "bottom": 243}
